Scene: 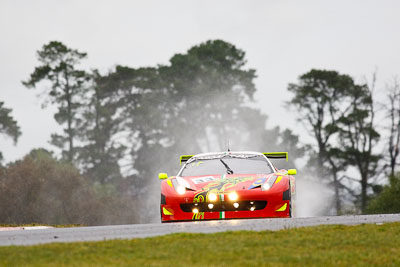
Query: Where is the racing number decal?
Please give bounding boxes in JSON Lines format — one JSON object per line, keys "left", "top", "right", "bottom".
{"left": 192, "top": 212, "right": 204, "bottom": 220}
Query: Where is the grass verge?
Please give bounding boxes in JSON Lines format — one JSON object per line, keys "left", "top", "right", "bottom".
{"left": 0, "top": 223, "right": 399, "bottom": 266}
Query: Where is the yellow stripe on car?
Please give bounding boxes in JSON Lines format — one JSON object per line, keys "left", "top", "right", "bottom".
{"left": 163, "top": 207, "right": 174, "bottom": 215}
{"left": 275, "top": 176, "right": 282, "bottom": 184}
{"left": 276, "top": 203, "right": 287, "bottom": 212}
{"left": 167, "top": 180, "right": 173, "bottom": 187}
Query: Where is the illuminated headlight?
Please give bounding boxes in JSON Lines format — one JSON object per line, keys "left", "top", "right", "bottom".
{"left": 208, "top": 203, "right": 214, "bottom": 209}
{"left": 261, "top": 176, "right": 277, "bottom": 191}
{"left": 262, "top": 183, "right": 271, "bottom": 191}
{"left": 250, "top": 206, "right": 255, "bottom": 211}
{"left": 228, "top": 192, "right": 238, "bottom": 201}
{"left": 192, "top": 208, "right": 199, "bottom": 214}
{"left": 233, "top": 202, "right": 239, "bottom": 209}
{"left": 176, "top": 185, "right": 186, "bottom": 195}
{"left": 208, "top": 193, "right": 217, "bottom": 202}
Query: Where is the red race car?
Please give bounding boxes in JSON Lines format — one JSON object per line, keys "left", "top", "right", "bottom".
{"left": 159, "top": 151, "right": 297, "bottom": 222}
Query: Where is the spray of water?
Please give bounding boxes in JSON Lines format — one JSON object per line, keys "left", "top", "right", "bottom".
{"left": 294, "top": 173, "right": 335, "bottom": 217}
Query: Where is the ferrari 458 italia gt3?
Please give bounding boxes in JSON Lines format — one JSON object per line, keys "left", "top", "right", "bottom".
{"left": 159, "top": 151, "right": 296, "bottom": 222}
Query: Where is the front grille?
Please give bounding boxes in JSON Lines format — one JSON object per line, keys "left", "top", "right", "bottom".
{"left": 180, "top": 201, "right": 267, "bottom": 212}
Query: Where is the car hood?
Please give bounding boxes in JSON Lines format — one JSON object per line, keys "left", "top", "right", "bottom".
{"left": 176, "top": 173, "right": 277, "bottom": 192}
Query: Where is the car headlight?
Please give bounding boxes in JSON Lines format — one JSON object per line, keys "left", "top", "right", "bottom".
{"left": 262, "top": 183, "right": 271, "bottom": 191}
{"left": 176, "top": 185, "right": 186, "bottom": 195}
{"left": 261, "top": 176, "right": 278, "bottom": 191}
{"left": 208, "top": 193, "right": 217, "bottom": 202}
{"left": 228, "top": 191, "right": 238, "bottom": 201}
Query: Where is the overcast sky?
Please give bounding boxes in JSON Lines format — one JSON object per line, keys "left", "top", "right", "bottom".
{"left": 1, "top": 0, "right": 399, "bottom": 162}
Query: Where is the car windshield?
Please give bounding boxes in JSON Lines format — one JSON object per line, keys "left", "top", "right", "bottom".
{"left": 179, "top": 155, "right": 274, "bottom": 176}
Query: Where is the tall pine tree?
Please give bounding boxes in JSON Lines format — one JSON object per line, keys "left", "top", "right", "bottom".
{"left": 23, "top": 41, "right": 89, "bottom": 163}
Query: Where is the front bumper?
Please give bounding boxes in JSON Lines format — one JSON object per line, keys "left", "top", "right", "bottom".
{"left": 161, "top": 199, "right": 290, "bottom": 222}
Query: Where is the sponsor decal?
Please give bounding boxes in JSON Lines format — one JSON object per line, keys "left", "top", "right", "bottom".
{"left": 193, "top": 194, "right": 205, "bottom": 203}
{"left": 186, "top": 161, "right": 204, "bottom": 168}
{"left": 228, "top": 154, "right": 258, "bottom": 159}
{"left": 187, "top": 155, "right": 223, "bottom": 163}
{"left": 247, "top": 177, "right": 266, "bottom": 190}
{"left": 192, "top": 176, "right": 216, "bottom": 184}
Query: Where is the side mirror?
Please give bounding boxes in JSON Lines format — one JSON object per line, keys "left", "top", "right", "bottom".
{"left": 288, "top": 169, "right": 297, "bottom": 175}
{"left": 159, "top": 173, "right": 168, "bottom": 180}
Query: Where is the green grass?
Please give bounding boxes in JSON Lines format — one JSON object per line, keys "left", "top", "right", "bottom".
{"left": 1, "top": 223, "right": 399, "bottom": 266}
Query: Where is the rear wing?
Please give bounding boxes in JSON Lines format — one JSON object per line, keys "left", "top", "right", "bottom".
{"left": 180, "top": 155, "right": 193, "bottom": 165}
{"left": 263, "top": 152, "right": 288, "bottom": 161}
{"left": 180, "top": 152, "right": 288, "bottom": 165}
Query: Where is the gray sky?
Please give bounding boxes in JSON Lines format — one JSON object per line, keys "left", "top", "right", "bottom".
{"left": 1, "top": 0, "right": 400, "bottom": 162}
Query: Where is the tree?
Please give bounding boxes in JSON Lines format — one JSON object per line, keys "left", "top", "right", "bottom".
{"left": 112, "top": 40, "right": 261, "bottom": 183}
{"left": 0, "top": 149, "right": 99, "bottom": 224}
{"left": 288, "top": 69, "right": 357, "bottom": 214}
{"left": 289, "top": 69, "right": 382, "bottom": 213}
{"left": 386, "top": 78, "right": 400, "bottom": 177}
{"left": 366, "top": 173, "right": 400, "bottom": 214}
{"left": 23, "top": 41, "right": 89, "bottom": 163}
{"left": 336, "top": 78, "right": 380, "bottom": 212}
{"left": 160, "top": 40, "right": 257, "bottom": 153}
{"left": 0, "top": 148, "right": 139, "bottom": 225}
{"left": 0, "top": 101, "right": 21, "bottom": 162}
{"left": 276, "top": 128, "right": 308, "bottom": 169}
{"left": 75, "top": 70, "right": 127, "bottom": 183}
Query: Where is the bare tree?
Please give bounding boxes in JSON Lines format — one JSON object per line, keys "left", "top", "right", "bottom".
{"left": 386, "top": 77, "right": 400, "bottom": 177}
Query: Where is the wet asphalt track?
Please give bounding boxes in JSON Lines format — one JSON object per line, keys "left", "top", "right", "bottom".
{"left": 1, "top": 214, "right": 399, "bottom": 246}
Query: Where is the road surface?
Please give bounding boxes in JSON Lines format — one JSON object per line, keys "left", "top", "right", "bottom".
{"left": 1, "top": 214, "right": 399, "bottom": 246}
